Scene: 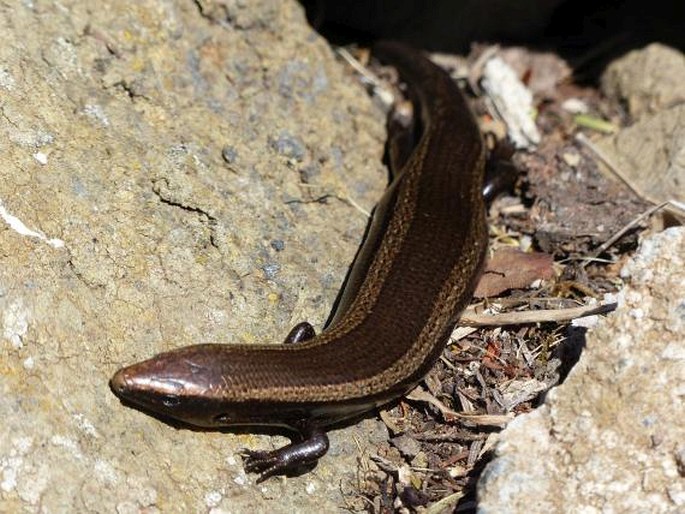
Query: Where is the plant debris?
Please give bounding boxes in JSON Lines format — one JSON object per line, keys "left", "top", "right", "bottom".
{"left": 347, "top": 42, "right": 661, "bottom": 513}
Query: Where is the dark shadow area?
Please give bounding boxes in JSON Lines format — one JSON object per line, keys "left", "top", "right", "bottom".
{"left": 111, "top": 386, "right": 402, "bottom": 480}
{"left": 555, "top": 325, "right": 588, "bottom": 382}
{"left": 300, "top": 0, "right": 684, "bottom": 82}
{"left": 545, "top": 0, "right": 685, "bottom": 81}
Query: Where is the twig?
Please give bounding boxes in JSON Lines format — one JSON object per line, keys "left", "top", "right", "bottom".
{"left": 459, "top": 302, "right": 617, "bottom": 326}
{"left": 290, "top": 184, "right": 372, "bottom": 217}
{"left": 369, "top": 454, "right": 399, "bottom": 476}
{"left": 575, "top": 132, "right": 645, "bottom": 200}
{"left": 426, "top": 492, "right": 465, "bottom": 514}
{"left": 582, "top": 200, "right": 685, "bottom": 269}
{"left": 572, "top": 136, "right": 684, "bottom": 263}
{"left": 575, "top": 133, "right": 685, "bottom": 222}
{"left": 587, "top": 201, "right": 670, "bottom": 263}
{"left": 340, "top": 193, "right": 372, "bottom": 217}
{"left": 406, "top": 387, "right": 513, "bottom": 427}
{"left": 335, "top": 47, "right": 380, "bottom": 88}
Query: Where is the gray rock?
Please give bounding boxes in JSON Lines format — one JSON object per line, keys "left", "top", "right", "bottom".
{"left": 601, "top": 43, "right": 685, "bottom": 119}
{"left": 390, "top": 434, "right": 422, "bottom": 460}
{"left": 597, "top": 104, "right": 685, "bottom": 204}
{"left": 0, "top": 0, "right": 387, "bottom": 512}
{"left": 477, "top": 227, "right": 685, "bottom": 514}
{"left": 598, "top": 44, "right": 685, "bottom": 205}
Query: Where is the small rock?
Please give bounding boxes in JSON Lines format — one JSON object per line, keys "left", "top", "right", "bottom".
{"left": 477, "top": 227, "right": 685, "bottom": 514}
{"left": 601, "top": 43, "right": 685, "bottom": 119}
{"left": 391, "top": 434, "right": 422, "bottom": 460}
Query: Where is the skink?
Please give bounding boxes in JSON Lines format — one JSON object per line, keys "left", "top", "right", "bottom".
{"left": 110, "top": 41, "right": 488, "bottom": 482}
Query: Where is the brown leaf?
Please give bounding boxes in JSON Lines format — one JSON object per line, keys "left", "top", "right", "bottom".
{"left": 474, "top": 248, "right": 554, "bottom": 298}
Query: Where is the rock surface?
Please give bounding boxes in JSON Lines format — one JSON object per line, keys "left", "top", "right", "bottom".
{"left": 598, "top": 44, "right": 685, "bottom": 205}
{"left": 477, "top": 227, "right": 685, "bottom": 513}
{"left": 601, "top": 43, "right": 685, "bottom": 119}
{"left": 0, "top": 1, "right": 389, "bottom": 512}
{"left": 597, "top": 104, "right": 685, "bottom": 205}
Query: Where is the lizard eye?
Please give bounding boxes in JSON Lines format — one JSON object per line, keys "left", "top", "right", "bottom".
{"left": 214, "top": 413, "right": 231, "bottom": 423}
{"left": 162, "top": 394, "right": 180, "bottom": 407}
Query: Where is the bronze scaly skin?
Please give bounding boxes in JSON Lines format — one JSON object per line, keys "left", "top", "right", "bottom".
{"left": 110, "top": 41, "right": 488, "bottom": 482}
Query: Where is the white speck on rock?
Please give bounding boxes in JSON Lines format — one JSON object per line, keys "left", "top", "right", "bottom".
{"left": 8, "top": 127, "right": 54, "bottom": 148}
{"left": 119, "top": 476, "right": 158, "bottom": 509}
{"left": 16, "top": 463, "right": 49, "bottom": 505}
{"left": 0, "top": 199, "right": 65, "bottom": 248}
{"left": 83, "top": 104, "right": 110, "bottom": 126}
{"left": 13, "top": 437, "right": 33, "bottom": 454}
{"left": 305, "top": 481, "right": 318, "bottom": 494}
{"left": 33, "top": 151, "right": 48, "bottom": 164}
{"left": 629, "top": 307, "right": 645, "bottom": 319}
{"left": 661, "top": 342, "right": 685, "bottom": 360}
{"left": 625, "top": 290, "right": 643, "bottom": 306}
{"left": 94, "top": 459, "right": 118, "bottom": 485}
{"left": 3, "top": 298, "right": 28, "bottom": 349}
{"left": 668, "top": 483, "right": 685, "bottom": 506}
{"left": 0, "top": 459, "right": 19, "bottom": 492}
{"left": 50, "top": 435, "right": 83, "bottom": 460}
{"left": 74, "top": 413, "right": 100, "bottom": 438}
{"left": 115, "top": 501, "right": 140, "bottom": 514}
{"left": 204, "top": 490, "right": 222, "bottom": 507}
{"left": 1, "top": 438, "right": 42, "bottom": 501}
{"left": 0, "top": 67, "right": 15, "bottom": 90}
{"left": 209, "top": 508, "right": 231, "bottom": 514}
{"left": 207, "top": 308, "right": 228, "bottom": 326}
